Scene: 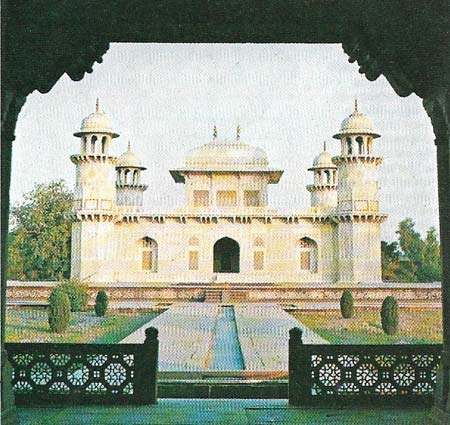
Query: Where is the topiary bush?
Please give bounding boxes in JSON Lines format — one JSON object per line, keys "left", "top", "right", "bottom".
{"left": 48, "top": 288, "right": 71, "bottom": 333}
{"left": 95, "top": 290, "right": 109, "bottom": 317}
{"left": 381, "top": 296, "right": 399, "bottom": 335}
{"left": 340, "top": 289, "right": 354, "bottom": 318}
{"left": 58, "top": 278, "right": 90, "bottom": 312}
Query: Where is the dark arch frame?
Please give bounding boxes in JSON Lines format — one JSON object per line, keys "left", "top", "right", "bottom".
{"left": 1, "top": 2, "right": 449, "bottom": 422}
{"left": 213, "top": 237, "right": 240, "bottom": 273}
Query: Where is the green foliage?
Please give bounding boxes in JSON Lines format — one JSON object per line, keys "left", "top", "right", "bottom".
{"left": 381, "top": 296, "right": 399, "bottom": 335}
{"left": 95, "top": 290, "right": 109, "bottom": 317}
{"left": 421, "top": 227, "right": 441, "bottom": 282}
{"left": 381, "top": 218, "right": 441, "bottom": 282}
{"left": 48, "top": 288, "right": 71, "bottom": 333}
{"left": 340, "top": 289, "right": 354, "bottom": 319}
{"left": 7, "top": 180, "right": 73, "bottom": 280}
{"left": 58, "top": 278, "right": 90, "bottom": 312}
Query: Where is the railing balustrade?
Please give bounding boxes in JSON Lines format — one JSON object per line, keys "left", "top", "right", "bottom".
{"left": 5, "top": 327, "right": 158, "bottom": 406}
{"left": 289, "top": 327, "right": 442, "bottom": 406}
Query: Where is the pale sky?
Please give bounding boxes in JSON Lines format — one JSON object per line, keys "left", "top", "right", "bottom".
{"left": 11, "top": 43, "right": 439, "bottom": 241}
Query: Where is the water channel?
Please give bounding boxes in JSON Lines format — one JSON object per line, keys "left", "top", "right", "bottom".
{"left": 210, "top": 306, "right": 245, "bottom": 370}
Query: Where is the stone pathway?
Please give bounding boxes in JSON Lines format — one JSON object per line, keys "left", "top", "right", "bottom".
{"left": 234, "top": 304, "right": 327, "bottom": 371}
{"left": 121, "top": 303, "right": 218, "bottom": 371}
{"left": 17, "top": 400, "right": 428, "bottom": 424}
{"left": 120, "top": 303, "right": 327, "bottom": 372}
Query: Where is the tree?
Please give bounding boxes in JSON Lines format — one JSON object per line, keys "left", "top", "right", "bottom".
{"left": 7, "top": 180, "right": 73, "bottom": 280}
{"left": 381, "top": 296, "right": 399, "bottom": 335}
{"left": 48, "top": 288, "right": 71, "bottom": 333}
{"left": 95, "top": 290, "right": 109, "bottom": 317}
{"left": 396, "top": 218, "right": 424, "bottom": 276}
{"left": 340, "top": 289, "right": 354, "bottom": 318}
{"left": 381, "top": 241, "right": 401, "bottom": 281}
{"left": 421, "top": 227, "right": 441, "bottom": 282}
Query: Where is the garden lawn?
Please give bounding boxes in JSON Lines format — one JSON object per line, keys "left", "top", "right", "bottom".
{"left": 5, "top": 307, "right": 162, "bottom": 343}
{"left": 290, "top": 308, "right": 442, "bottom": 344}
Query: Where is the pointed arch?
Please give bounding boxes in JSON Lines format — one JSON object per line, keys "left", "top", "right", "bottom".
{"left": 213, "top": 237, "right": 240, "bottom": 273}
{"left": 298, "top": 237, "right": 318, "bottom": 273}
{"left": 91, "top": 135, "right": 97, "bottom": 153}
{"left": 141, "top": 237, "right": 158, "bottom": 272}
{"left": 356, "top": 136, "right": 364, "bottom": 154}
{"left": 101, "top": 136, "right": 107, "bottom": 154}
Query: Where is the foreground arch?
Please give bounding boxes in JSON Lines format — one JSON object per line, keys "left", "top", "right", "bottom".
{"left": 2, "top": 3, "right": 449, "bottom": 423}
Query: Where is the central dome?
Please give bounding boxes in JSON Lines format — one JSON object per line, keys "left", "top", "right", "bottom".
{"left": 186, "top": 139, "right": 269, "bottom": 170}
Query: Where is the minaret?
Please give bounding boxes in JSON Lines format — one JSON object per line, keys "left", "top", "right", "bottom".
{"left": 70, "top": 100, "right": 119, "bottom": 281}
{"left": 116, "top": 142, "right": 148, "bottom": 213}
{"left": 71, "top": 99, "right": 119, "bottom": 213}
{"left": 306, "top": 141, "right": 337, "bottom": 213}
{"left": 332, "top": 101, "right": 386, "bottom": 283}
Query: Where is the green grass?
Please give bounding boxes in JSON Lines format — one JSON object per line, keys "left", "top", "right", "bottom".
{"left": 5, "top": 307, "right": 163, "bottom": 343}
{"left": 290, "top": 308, "right": 442, "bottom": 344}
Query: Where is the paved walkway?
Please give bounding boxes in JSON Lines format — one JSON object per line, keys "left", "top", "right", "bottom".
{"left": 121, "top": 303, "right": 218, "bottom": 371}
{"left": 119, "top": 303, "right": 326, "bottom": 372}
{"left": 17, "top": 399, "right": 429, "bottom": 424}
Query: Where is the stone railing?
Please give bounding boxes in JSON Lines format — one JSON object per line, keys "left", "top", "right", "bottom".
{"left": 288, "top": 327, "right": 441, "bottom": 406}
{"left": 5, "top": 327, "right": 158, "bottom": 406}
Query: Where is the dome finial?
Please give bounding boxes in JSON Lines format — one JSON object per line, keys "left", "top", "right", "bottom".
{"left": 127, "top": 141, "right": 131, "bottom": 151}
{"left": 96, "top": 98, "right": 100, "bottom": 113}
{"left": 213, "top": 125, "right": 217, "bottom": 140}
{"left": 354, "top": 98, "right": 358, "bottom": 112}
{"left": 323, "top": 141, "right": 327, "bottom": 151}
{"left": 236, "top": 125, "right": 241, "bottom": 141}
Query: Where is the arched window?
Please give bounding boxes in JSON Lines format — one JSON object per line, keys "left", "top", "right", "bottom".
{"left": 189, "top": 251, "right": 199, "bottom": 270}
{"left": 91, "top": 135, "right": 97, "bottom": 153}
{"left": 124, "top": 169, "right": 130, "bottom": 184}
{"left": 253, "top": 251, "right": 264, "bottom": 271}
{"left": 356, "top": 136, "right": 364, "bottom": 155}
{"left": 324, "top": 170, "right": 331, "bottom": 184}
{"left": 101, "top": 136, "right": 107, "bottom": 154}
{"left": 82, "top": 137, "right": 87, "bottom": 153}
{"left": 298, "top": 237, "right": 318, "bottom": 272}
{"left": 133, "top": 170, "right": 139, "bottom": 185}
{"left": 367, "top": 137, "right": 372, "bottom": 155}
{"left": 346, "top": 137, "right": 352, "bottom": 155}
{"left": 142, "top": 237, "right": 158, "bottom": 272}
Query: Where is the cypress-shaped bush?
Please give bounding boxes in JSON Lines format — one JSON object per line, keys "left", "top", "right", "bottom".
{"left": 48, "top": 288, "right": 71, "bottom": 333}
{"left": 381, "top": 296, "right": 399, "bottom": 335}
{"left": 340, "top": 289, "right": 354, "bottom": 318}
{"left": 59, "top": 278, "right": 89, "bottom": 312}
{"left": 95, "top": 290, "right": 108, "bottom": 317}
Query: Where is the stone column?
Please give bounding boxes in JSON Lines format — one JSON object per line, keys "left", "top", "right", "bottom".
{"left": 426, "top": 93, "right": 450, "bottom": 424}
{"left": 1, "top": 90, "right": 25, "bottom": 425}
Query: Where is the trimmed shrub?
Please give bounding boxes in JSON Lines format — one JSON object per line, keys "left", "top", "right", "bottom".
{"left": 95, "top": 290, "right": 109, "bottom": 317}
{"left": 381, "top": 296, "right": 399, "bottom": 335}
{"left": 340, "top": 289, "right": 354, "bottom": 318}
{"left": 48, "top": 288, "right": 71, "bottom": 333}
{"left": 58, "top": 278, "right": 89, "bottom": 312}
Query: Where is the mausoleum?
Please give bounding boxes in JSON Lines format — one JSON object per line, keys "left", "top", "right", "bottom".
{"left": 70, "top": 100, "right": 386, "bottom": 285}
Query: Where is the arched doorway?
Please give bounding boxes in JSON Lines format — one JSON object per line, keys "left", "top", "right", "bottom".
{"left": 213, "top": 237, "right": 240, "bottom": 273}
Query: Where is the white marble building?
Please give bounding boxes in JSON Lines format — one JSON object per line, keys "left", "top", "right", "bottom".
{"left": 70, "top": 100, "right": 386, "bottom": 285}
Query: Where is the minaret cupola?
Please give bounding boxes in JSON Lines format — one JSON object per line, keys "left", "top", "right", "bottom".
{"left": 306, "top": 142, "right": 337, "bottom": 212}
{"left": 73, "top": 98, "right": 119, "bottom": 156}
{"left": 333, "top": 99, "right": 380, "bottom": 157}
{"left": 116, "top": 142, "right": 148, "bottom": 212}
